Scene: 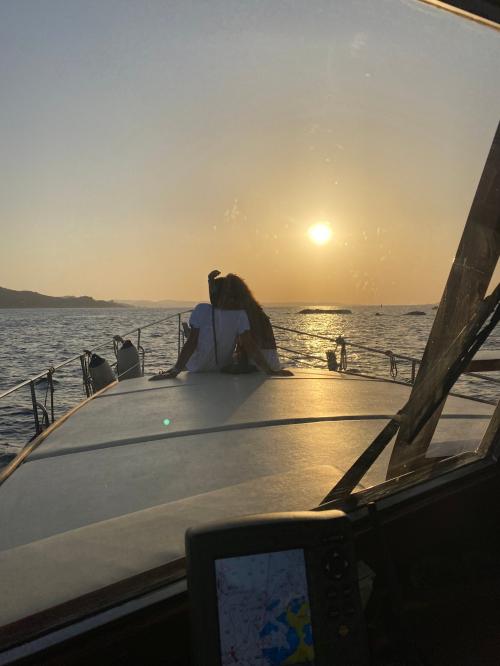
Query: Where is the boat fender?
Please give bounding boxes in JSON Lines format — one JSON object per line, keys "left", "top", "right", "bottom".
{"left": 116, "top": 340, "right": 142, "bottom": 380}
{"left": 326, "top": 350, "right": 338, "bottom": 371}
{"left": 88, "top": 353, "right": 115, "bottom": 391}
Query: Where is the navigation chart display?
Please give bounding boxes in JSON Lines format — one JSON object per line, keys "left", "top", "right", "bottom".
{"left": 215, "top": 548, "right": 315, "bottom": 666}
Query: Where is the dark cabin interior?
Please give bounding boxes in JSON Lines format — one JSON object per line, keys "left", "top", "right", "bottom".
{"left": 11, "top": 456, "right": 500, "bottom": 666}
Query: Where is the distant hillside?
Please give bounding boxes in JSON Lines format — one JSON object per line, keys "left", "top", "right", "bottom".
{"left": 0, "top": 287, "right": 125, "bottom": 308}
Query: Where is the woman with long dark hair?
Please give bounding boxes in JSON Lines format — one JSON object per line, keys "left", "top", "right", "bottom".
{"left": 223, "top": 273, "right": 282, "bottom": 372}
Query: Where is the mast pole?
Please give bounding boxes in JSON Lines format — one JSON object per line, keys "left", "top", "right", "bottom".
{"left": 387, "top": 120, "right": 500, "bottom": 478}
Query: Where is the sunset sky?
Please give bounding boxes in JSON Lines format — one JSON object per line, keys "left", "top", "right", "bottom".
{"left": 0, "top": 0, "right": 499, "bottom": 305}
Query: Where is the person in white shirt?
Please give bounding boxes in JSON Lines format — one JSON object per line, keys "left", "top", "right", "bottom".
{"left": 183, "top": 302, "right": 250, "bottom": 372}
{"left": 150, "top": 273, "right": 292, "bottom": 379}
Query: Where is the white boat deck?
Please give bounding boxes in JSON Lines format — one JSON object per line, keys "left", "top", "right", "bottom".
{"left": 1, "top": 369, "right": 492, "bottom": 549}
{"left": 0, "top": 369, "right": 493, "bottom": 630}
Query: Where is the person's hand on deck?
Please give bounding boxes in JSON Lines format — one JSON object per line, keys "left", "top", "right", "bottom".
{"left": 149, "top": 328, "right": 199, "bottom": 381}
{"left": 149, "top": 367, "right": 181, "bottom": 381}
{"left": 268, "top": 368, "right": 294, "bottom": 376}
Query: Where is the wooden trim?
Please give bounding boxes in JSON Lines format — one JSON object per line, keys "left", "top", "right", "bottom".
{"left": 320, "top": 454, "right": 496, "bottom": 517}
{"left": 478, "top": 400, "right": 500, "bottom": 458}
{"left": 417, "top": 0, "right": 500, "bottom": 30}
{"left": 387, "top": 117, "right": 500, "bottom": 477}
{"left": 0, "top": 381, "right": 118, "bottom": 487}
{"left": 466, "top": 358, "right": 500, "bottom": 372}
{"left": 0, "top": 557, "right": 185, "bottom": 653}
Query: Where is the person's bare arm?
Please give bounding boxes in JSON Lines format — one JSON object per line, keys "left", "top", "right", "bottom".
{"left": 239, "top": 330, "right": 293, "bottom": 376}
{"left": 174, "top": 327, "right": 199, "bottom": 371}
{"left": 150, "top": 328, "right": 199, "bottom": 380}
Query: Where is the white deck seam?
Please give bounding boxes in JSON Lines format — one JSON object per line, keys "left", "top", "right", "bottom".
{"left": 27, "top": 413, "right": 491, "bottom": 463}
{"left": 93, "top": 374, "right": 361, "bottom": 399}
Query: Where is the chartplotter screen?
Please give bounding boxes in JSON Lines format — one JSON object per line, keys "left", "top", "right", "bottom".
{"left": 215, "top": 548, "right": 315, "bottom": 666}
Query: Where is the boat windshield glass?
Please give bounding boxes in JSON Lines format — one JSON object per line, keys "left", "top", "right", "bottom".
{"left": 1, "top": 0, "right": 499, "bottom": 510}
{"left": 0, "top": 0, "right": 499, "bottom": 645}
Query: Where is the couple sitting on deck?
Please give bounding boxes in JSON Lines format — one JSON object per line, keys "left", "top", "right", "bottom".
{"left": 150, "top": 271, "right": 292, "bottom": 380}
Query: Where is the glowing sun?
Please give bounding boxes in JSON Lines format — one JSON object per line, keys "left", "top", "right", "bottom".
{"left": 308, "top": 223, "right": 332, "bottom": 245}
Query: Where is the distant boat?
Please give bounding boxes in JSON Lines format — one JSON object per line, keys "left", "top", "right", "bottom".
{"left": 404, "top": 310, "right": 426, "bottom": 316}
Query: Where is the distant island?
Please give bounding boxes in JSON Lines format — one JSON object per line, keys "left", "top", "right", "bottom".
{"left": 298, "top": 308, "right": 352, "bottom": 315}
{"left": 404, "top": 310, "right": 426, "bottom": 316}
{"left": 0, "top": 287, "right": 125, "bottom": 308}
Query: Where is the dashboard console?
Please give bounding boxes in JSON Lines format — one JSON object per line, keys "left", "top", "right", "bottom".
{"left": 186, "top": 509, "right": 369, "bottom": 666}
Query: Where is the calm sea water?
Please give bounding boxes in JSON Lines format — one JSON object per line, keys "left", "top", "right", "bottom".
{"left": 1, "top": 306, "right": 498, "bottom": 465}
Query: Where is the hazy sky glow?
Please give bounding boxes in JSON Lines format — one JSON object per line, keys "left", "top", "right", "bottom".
{"left": 0, "top": 0, "right": 499, "bottom": 304}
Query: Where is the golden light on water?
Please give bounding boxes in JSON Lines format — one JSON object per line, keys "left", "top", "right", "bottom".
{"left": 308, "top": 223, "right": 332, "bottom": 246}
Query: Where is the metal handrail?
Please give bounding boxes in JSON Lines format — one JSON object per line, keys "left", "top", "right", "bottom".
{"left": 3, "top": 313, "right": 495, "bottom": 404}
{"left": 0, "top": 310, "right": 497, "bottom": 453}
{"left": 272, "top": 323, "right": 500, "bottom": 385}
{"left": 273, "top": 324, "right": 420, "bottom": 362}
{"left": 0, "top": 354, "right": 82, "bottom": 401}
{"left": 0, "top": 310, "right": 192, "bottom": 402}
{"left": 120, "top": 309, "right": 193, "bottom": 337}
{"left": 273, "top": 323, "right": 423, "bottom": 363}
{"left": 275, "top": 345, "right": 328, "bottom": 365}
{"left": 0, "top": 309, "right": 194, "bottom": 449}
{"left": 461, "top": 371, "right": 500, "bottom": 384}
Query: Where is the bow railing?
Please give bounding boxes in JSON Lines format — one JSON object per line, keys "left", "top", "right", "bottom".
{"left": 0, "top": 310, "right": 193, "bottom": 456}
{"left": 0, "top": 310, "right": 497, "bottom": 461}
{"left": 272, "top": 323, "right": 498, "bottom": 394}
